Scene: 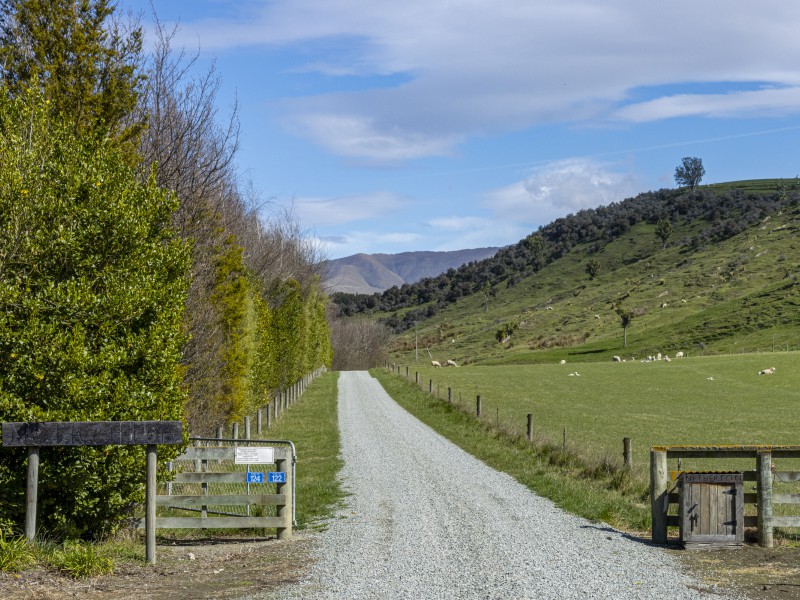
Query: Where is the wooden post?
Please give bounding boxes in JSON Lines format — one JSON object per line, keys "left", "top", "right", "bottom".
{"left": 216, "top": 426, "right": 223, "bottom": 439}
{"left": 650, "top": 449, "right": 669, "bottom": 544}
{"left": 275, "top": 457, "right": 293, "bottom": 540}
{"left": 527, "top": 414, "right": 533, "bottom": 442}
{"left": 476, "top": 395, "right": 481, "bottom": 417}
{"left": 429, "top": 379, "right": 432, "bottom": 393}
{"left": 257, "top": 409, "right": 262, "bottom": 435}
{"left": 145, "top": 444, "right": 157, "bottom": 564}
{"left": 623, "top": 437, "right": 632, "bottom": 468}
{"left": 448, "top": 387, "right": 452, "bottom": 403}
{"left": 25, "top": 447, "right": 39, "bottom": 542}
{"left": 406, "top": 366, "right": 409, "bottom": 377}
{"left": 267, "top": 403, "right": 272, "bottom": 429}
{"left": 415, "top": 372, "right": 419, "bottom": 385}
{"left": 562, "top": 428, "right": 566, "bottom": 452}
{"left": 244, "top": 416, "right": 251, "bottom": 440}
{"left": 201, "top": 457, "right": 208, "bottom": 519}
{"left": 757, "top": 452, "right": 774, "bottom": 548}
{"left": 232, "top": 422, "right": 239, "bottom": 440}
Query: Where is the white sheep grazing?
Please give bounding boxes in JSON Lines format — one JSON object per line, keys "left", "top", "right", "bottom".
{"left": 656, "top": 353, "right": 662, "bottom": 361}
{"left": 664, "top": 356, "right": 671, "bottom": 362}
{"left": 758, "top": 367, "right": 776, "bottom": 375}
{"left": 675, "top": 351, "right": 684, "bottom": 359}
{"left": 560, "top": 359, "right": 566, "bottom": 365}
{"left": 446, "top": 359, "right": 458, "bottom": 367}
{"left": 612, "top": 355, "right": 622, "bottom": 362}
{"left": 431, "top": 360, "right": 442, "bottom": 368}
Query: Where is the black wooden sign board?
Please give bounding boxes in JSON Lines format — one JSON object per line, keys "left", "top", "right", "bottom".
{"left": 1, "top": 421, "right": 183, "bottom": 447}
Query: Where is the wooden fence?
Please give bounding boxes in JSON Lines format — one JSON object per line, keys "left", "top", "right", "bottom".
{"left": 215, "top": 366, "right": 326, "bottom": 440}
{"left": 651, "top": 445, "right": 800, "bottom": 548}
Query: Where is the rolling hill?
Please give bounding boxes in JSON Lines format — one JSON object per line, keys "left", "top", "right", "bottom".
{"left": 333, "top": 179, "right": 800, "bottom": 364}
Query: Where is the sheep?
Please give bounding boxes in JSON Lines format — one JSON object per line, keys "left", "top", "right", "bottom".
{"left": 664, "top": 356, "right": 671, "bottom": 362}
{"left": 446, "top": 359, "right": 458, "bottom": 367}
{"left": 431, "top": 360, "right": 442, "bottom": 368}
{"left": 758, "top": 367, "right": 776, "bottom": 375}
{"left": 612, "top": 356, "right": 622, "bottom": 362}
{"left": 656, "top": 353, "right": 662, "bottom": 361}
{"left": 675, "top": 351, "right": 684, "bottom": 359}
{"left": 559, "top": 359, "right": 567, "bottom": 365}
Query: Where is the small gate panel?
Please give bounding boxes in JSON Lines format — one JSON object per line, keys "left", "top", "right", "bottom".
{"left": 679, "top": 472, "right": 743, "bottom": 548}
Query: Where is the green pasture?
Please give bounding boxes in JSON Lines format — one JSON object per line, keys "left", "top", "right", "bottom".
{"left": 400, "top": 352, "right": 800, "bottom": 478}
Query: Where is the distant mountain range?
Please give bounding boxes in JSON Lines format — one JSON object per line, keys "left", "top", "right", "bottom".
{"left": 323, "top": 248, "right": 500, "bottom": 294}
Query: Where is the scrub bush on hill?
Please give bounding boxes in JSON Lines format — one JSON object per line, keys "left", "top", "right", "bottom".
{"left": 0, "top": 88, "right": 190, "bottom": 539}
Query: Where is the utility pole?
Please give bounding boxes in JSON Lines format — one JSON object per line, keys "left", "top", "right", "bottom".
{"left": 415, "top": 321, "right": 419, "bottom": 362}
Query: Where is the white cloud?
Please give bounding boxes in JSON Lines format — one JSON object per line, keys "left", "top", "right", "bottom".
{"left": 486, "top": 159, "right": 642, "bottom": 224}
{"left": 169, "top": 1, "right": 800, "bottom": 161}
{"left": 289, "top": 191, "right": 409, "bottom": 228}
{"left": 315, "top": 229, "right": 423, "bottom": 258}
{"left": 424, "top": 216, "right": 490, "bottom": 232}
{"left": 290, "top": 114, "right": 461, "bottom": 161}
{"left": 616, "top": 86, "right": 800, "bottom": 122}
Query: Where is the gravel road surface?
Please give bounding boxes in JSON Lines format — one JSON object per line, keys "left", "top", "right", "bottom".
{"left": 266, "top": 370, "right": 735, "bottom": 599}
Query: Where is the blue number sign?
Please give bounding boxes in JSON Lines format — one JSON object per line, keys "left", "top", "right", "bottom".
{"left": 246, "top": 472, "right": 264, "bottom": 484}
{"left": 268, "top": 471, "right": 286, "bottom": 484}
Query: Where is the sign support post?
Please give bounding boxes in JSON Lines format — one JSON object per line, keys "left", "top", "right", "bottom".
{"left": 2, "top": 421, "right": 182, "bottom": 562}
{"left": 146, "top": 444, "right": 158, "bottom": 564}
{"left": 25, "top": 447, "right": 39, "bottom": 542}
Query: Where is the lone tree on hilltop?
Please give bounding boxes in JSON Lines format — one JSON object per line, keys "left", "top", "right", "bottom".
{"left": 674, "top": 157, "right": 705, "bottom": 194}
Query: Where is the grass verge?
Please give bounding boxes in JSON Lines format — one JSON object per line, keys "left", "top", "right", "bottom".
{"left": 259, "top": 370, "right": 345, "bottom": 530}
{"left": 371, "top": 368, "right": 651, "bottom": 533}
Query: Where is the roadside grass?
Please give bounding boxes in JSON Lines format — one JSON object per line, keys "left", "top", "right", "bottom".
{"left": 0, "top": 530, "right": 36, "bottom": 573}
{"left": 370, "top": 369, "right": 651, "bottom": 532}
{"left": 42, "top": 540, "right": 115, "bottom": 578}
{"left": 260, "top": 371, "right": 345, "bottom": 530}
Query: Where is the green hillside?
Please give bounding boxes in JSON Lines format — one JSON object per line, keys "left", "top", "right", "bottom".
{"left": 369, "top": 179, "right": 800, "bottom": 364}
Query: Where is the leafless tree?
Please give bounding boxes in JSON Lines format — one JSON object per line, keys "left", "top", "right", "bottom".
{"left": 330, "top": 318, "right": 392, "bottom": 370}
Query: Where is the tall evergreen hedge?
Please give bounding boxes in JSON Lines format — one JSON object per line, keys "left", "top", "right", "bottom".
{"left": 0, "top": 88, "right": 190, "bottom": 538}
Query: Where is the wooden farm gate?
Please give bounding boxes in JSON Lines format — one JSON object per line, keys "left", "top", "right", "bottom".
{"left": 651, "top": 445, "right": 800, "bottom": 548}
{"left": 141, "top": 438, "right": 295, "bottom": 539}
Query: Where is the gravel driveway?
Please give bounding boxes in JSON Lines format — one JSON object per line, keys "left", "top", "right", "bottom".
{"left": 265, "top": 371, "right": 735, "bottom": 599}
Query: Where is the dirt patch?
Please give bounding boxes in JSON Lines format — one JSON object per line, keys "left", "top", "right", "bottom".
{"left": 0, "top": 533, "right": 315, "bottom": 600}
{"left": 674, "top": 544, "right": 800, "bottom": 599}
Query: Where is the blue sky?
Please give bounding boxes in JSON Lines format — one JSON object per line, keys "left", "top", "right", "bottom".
{"left": 124, "top": 1, "right": 800, "bottom": 259}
